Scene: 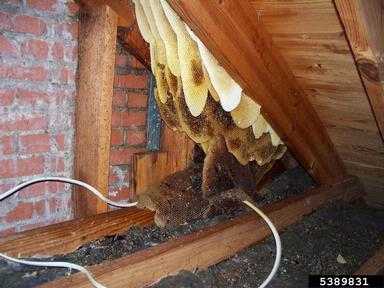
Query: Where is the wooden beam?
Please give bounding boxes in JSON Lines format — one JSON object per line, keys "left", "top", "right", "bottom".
{"left": 355, "top": 244, "right": 384, "bottom": 275}
{"left": 335, "top": 0, "right": 384, "bottom": 142}
{"left": 74, "top": 4, "right": 117, "bottom": 217}
{"left": 41, "top": 176, "right": 361, "bottom": 288}
{"left": 167, "top": 0, "right": 346, "bottom": 185}
{"left": 80, "top": 0, "right": 151, "bottom": 69}
{"left": 0, "top": 208, "right": 154, "bottom": 258}
{"left": 133, "top": 152, "right": 169, "bottom": 195}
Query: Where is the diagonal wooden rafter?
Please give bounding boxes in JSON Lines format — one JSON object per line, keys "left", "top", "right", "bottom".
{"left": 334, "top": 0, "right": 384, "bottom": 143}
{"left": 167, "top": 0, "right": 346, "bottom": 184}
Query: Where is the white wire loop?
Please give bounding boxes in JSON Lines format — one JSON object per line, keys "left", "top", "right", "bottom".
{"left": 243, "top": 200, "right": 282, "bottom": 288}
{"left": 0, "top": 177, "right": 281, "bottom": 288}
{"left": 0, "top": 177, "right": 138, "bottom": 207}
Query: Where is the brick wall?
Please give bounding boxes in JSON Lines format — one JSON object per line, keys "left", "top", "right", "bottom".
{"left": 0, "top": 0, "right": 79, "bottom": 237}
{"left": 108, "top": 44, "right": 149, "bottom": 202}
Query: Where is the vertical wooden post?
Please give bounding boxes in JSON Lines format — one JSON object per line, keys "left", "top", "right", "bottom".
{"left": 74, "top": 4, "right": 118, "bottom": 217}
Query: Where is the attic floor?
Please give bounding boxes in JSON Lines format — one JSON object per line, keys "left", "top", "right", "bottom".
{"left": 0, "top": 168, "right": 383, "bottom": 287}
{"left": 151, "top": 201, "right": 384, "bottom": 288}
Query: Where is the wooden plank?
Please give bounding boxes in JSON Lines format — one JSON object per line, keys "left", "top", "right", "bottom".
{"left": 249, "top": 0, "right": 384, "bottom": 203}
{"left": 80, "top": 0, "right": 150, "bottom": 69}
{"left": 133, "top": 128, "right": 194, "bottom": 196}
{"left": 161, "top": 126, "right": 194, "bottom": 171}
{"left": 335, "top": 0, "right": 384, "bottom": 142}
{"left": 41, "top": 176, "right": 361, "bottom": 288}
{"left": 74, "top": 4, "right": 117, "bottom": 217}
{"left": 133, "top": 152, "right": 169, "bottom": 195}
{"left": 167, "top": 0, "right": 346, "bottom": 185}
{"left": 0, "top": 208, "right": 154, "bottom": 258}
{"left": 355, "top": 244, "right": 384, "bottom": 275}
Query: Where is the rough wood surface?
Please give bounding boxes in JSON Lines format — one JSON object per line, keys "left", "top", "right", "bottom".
{"left": 0, "top": 208, "right": 154, "bottom": 258}
{"left": 248, "top": 0, "right": 384, "bottom": 206}
{"left": 133, "top": 128, "right": 194, "bottom": 196}
{"left": 74, "top": 4, "right": 117, "bottom": 217}
{"left": 80, "top": 0, "right": 150, "bottom": 69}
{"left": 335, "top": 0, "right": 384, "bottom": 142}
{"left": 355, "top": 244, "right": 384, "bottom": 275}
{"left": 133, "top": 152, "right": 169, "bottom": 195}
{"left": 167, "top": 0, "right": 346, "bottom": 185}
{"left": 40, "top": 176, "right": 361, "bottom": 288}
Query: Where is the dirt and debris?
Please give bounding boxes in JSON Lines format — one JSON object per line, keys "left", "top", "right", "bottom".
{"left": 0, "top": 167, "right": 383, "bottom": 288}
{"left": 151, "top": 201, "right": 384, "bottom": 288}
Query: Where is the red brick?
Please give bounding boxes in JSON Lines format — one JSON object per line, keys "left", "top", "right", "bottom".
{"left": 0, "top": 227, "right": 16, "bottom": 238}
{"left": 108, "top": 170, "right": 119, "bottom": 185}
{"left": 65, "top": 22, "right": 78, "bottom": 39}
{"left": 129, "top": 57, "right": 145, "bottom": 69}
{"left": 113, "top": 90, "right": 127, "bottom": 107}
{"left": 0, "top": 12, "right": 12, "bottom": 31}
{"left": 67, "top": 2, "right": 80, "bottom": 15}
{"left": 0, "top": 116, "right": 48, "bottom": 132}
{"left": 27, "top": 0, "right": 56, "bottom": 11}
{"left": 18, "top": 182, "right": 46, "bottom": 199}
{"left": 111, "top": 112, "right": 121, "bottom": 128}
{"left": 109, "top": 187, "right": 131, "bottom": 201}
{"left": 109, "top": 147, "right": 144, "bottom": 165}
{"left": 55, "top": 23, "right": 78, "bottom": 40}
{"left": 0, "top": 35, "right": 17, "bottom": 56}
{"left": 5, "top": 202, "right": 33, "bottom": 222}
{"left": 114, "top": 74, "right": 147, "bottom": 89}
{"left": 115, "top": 55, "right": 129, "bottom": 67}
{"left": 4, "top": 0, "right": 20, "bottom": 5}
{"left": 13, "top": 15, "right": 46, "bottom": 36}
{"left": 0, "top": 65, "right": 48, "bottom": 82}
{"left": 0, "top": 183, "right": 14, "bottom": 194}
{"left": 19, "top": 221, "right": 45, "bottom": 231}
{"left": 51, "top": 42, "right": 64, "bottom": 61}
{"left": 64, "top": 44, "right": 77, "bottom": 63}
{"left": 0, "top": 89, "right": 16, "bottom": 106}
{"left": 111, "top": 128, "right": 124, "bottom": 146}
{"left": 20, "top": 134, "right": 50, "bottom": 153}
{"left": 34, "top": 200, "right": 45, "bottom": 216}
{"left": 127, "top": 92, "right": 148, "bottom": 108}
{"left": 59, "top": 67, "right": 73, "bottom": 84}
{"left": 0, "top": 159, "right": 15, "bottom": 178}
{"left": 21, "top": 39, "right": 49, "bottom": 60}
{"left": 1, "top": 136, "right": 15, "bottom": 155}
{"left": 49, "top": 157, "right": 64, "bottom": 172}
{"left": 16, "top": 156, "right": 44, "bottom": 176}
{"left": 46, "top": 182, "right": 65, "bottom": 193}
{"left": 121, "top": 111, "right": 147, "bottom": 127}
{"left": 126, "top": 130, "right": 146, "bottom": 145}
{"left": 54, "top": 134, "right": 65, "bottom": 151}
{"left": 17, "top": 88, "right": 48, "bottom": 104}
{"left": 48, "top": 197, "right": 59, "bottom": 214}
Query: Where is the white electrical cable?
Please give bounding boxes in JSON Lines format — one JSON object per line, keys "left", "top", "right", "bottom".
{"left": 0, "top": 177, "right": 138, "bottom": 288}
{"left": 243, "top": 200, "right": 282, "bottom": 288}
{"left": 0, "top": 252, "right": 106, "bottom": 288}
{"left": 0, "top": 177, "right": 138, "bottom": 208}
{"left": 0, "top": 177, "right": 281, "bottom": 288}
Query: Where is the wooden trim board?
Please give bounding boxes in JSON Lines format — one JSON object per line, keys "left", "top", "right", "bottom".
{"left": 355, "top": 244, "right": 384, "bottom": 275}
{"left": 0, "top": 208, "right": 154, "bottom": 258}
{"left": 40, "top": 176, "right": 361, "bottom": 288}
{"left": 74, "top": 4, "right": 118, "bottom": 217}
